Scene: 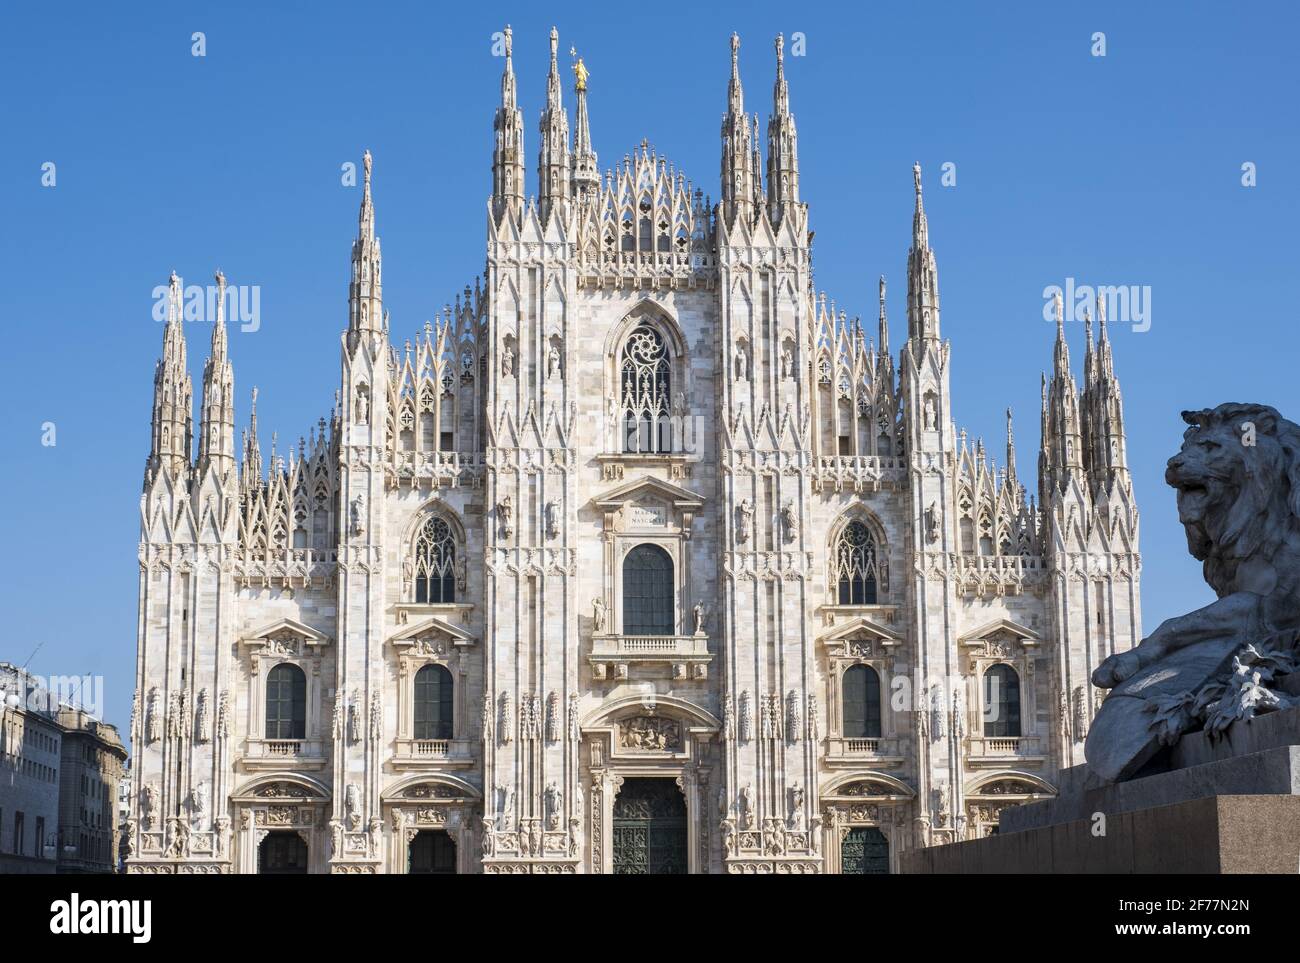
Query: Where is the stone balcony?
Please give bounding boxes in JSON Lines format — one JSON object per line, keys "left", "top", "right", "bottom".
{"left": 590, "top": 633, "right": 710, "bottom": 681}
{"left": 823, "top": 735, "right": 906, "bottom": 768}
{"left": 392, "top": 737, "right": 475, "bottom": 771}
{"left": 240, "top": 737, "right": 328, "bottom": 771}
{"left": 967, "top": 735, "right": 1046, "bottom": 765}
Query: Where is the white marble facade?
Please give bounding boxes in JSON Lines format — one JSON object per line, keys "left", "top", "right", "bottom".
{"left": 125, "top": 28, "right": 1141, "bottom": 874}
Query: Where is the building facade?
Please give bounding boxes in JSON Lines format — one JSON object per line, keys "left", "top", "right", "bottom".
{"left": 56, "top": 709, "right": 128, "bottom": 874}
{"left": 0, "top": 665, "right": 62, "bottom": 873}
{"left": 126, "top": 28, "right": 1140, "bottom": 875}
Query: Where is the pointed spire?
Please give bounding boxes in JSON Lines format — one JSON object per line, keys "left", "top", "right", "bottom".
{"left": 877, "top": 275, "right": 890, "bottom": 359}
{"left": 570, "top": 44, "right": 599, "bottom": 202}
{"left": 720, "top": 33, "right": 756, "bottom": 226}
{"left": 750, "top": 113, "right": 764, "bottom": 211}
{"left": 766, "top": 33, "right": 800, "bottom": 225}
{"left": 348, "top": 150, "right": 383, "bottom": 348}
{"left": 242, "top": 386, "right": 263, "bottom": 494}
{"left": 492, "top": 24, "right": 526, "bottom": 222}
{"left": 906, "top": 164, "right": 941, "bottom": 342}
{"left": 537, "top": 26, "right": 571, "bottom": 224}
{"left": 1006, "top": 407, "right": 1018, "bottom": 486}
{"left": 147, "top": 271, "right": 194, "bottom": 484}
{"left": 198, "top": 269, "right": 236, "bottom": 477}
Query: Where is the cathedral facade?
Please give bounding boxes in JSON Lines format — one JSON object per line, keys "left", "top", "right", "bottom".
{"left": 125, "top": 27, "right": 1141, "bottom": 875}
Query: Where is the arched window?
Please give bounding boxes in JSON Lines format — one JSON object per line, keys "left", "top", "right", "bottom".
{"left": 265, "top": 664, "right": 306, "bottom": 740}
{"left": 983, "top": 664, "right": 1022, "bottom": 738}
{"left": 619, "top": 325, "right": 672, "bottom": 454}
{"left": 842, "top": 664, "right": 882, "bottom": 739}
{"left": 413, "top": 516, "right": 456, "bottom": 603}
{"left": 413, "top": 664, "right": 453, "bottom": 740}
{"left": 622, "top": 544, "right": 674, "bottom": 635}
{"left": 834, "top": 521, "right": 880, "bottom": 605}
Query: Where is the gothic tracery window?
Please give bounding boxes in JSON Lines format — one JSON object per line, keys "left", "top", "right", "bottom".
{"left": 834, "top": 521, "right": 880, "bottom": 605}
{"left": 620, "top": 325, "right": 672, "bottom": 454}
{"left": 414, "top": 516, "right": 456, "bottom": 604}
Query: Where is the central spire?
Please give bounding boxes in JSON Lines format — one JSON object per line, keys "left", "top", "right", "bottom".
{"left": 348, "top": 150, "right": 383, "bottom": 347}
{"left": 766, "top": 33, "right": 800, "bottom": 224}
{"left": 570, "top": 44, "right": 599, "bottom": 202}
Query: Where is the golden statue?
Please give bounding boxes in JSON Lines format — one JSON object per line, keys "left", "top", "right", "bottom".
{"left": 570, "top": 46, "right": 590, "bottom": 91}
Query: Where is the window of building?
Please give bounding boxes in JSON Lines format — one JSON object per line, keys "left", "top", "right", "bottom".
{"left": 265, "top": 663, "right": 307, "bottom": 740}
{"left": 842, "top": 664, "right": 883, "bottom": 739}
{"left": 983, "top": 664, "right": 1022, "bottom": 738}
{"left": 619, "top": 325, "right": 673, "bottom": 454}
{"left": 412, "top": 664, "right": 453, "bottom": 740}
{"left": 622, "top": 544, "right": 674, "bottom": 635}
{"left": 834, "top": 520, "right": 880, "bottom": 605}
{"left": 14, "top": 811, "right": 24, "bottom": 856}
{"left": 413, "top": 516, "right": 456, "bottom": 604}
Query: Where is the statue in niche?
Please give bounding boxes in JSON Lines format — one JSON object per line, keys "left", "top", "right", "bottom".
{"left": 547, "top": 344, "right": 562, "bottom": 381}
{"left": 189, "top": 781, "right": 208, "bottom": 824}
{"left": 924, "top": 501, "right": 940, "bottom": 543}
{"left": 545, "top": 500, "right": 560, "bottom": 540}
{"left": 501, "top": 343, "right": 515, "bottom": 378}
{"left": 734, "top": 343, "right": 748, "bottom": 380}
{"left": 544, "top": 782, "right": 563, "bottom": 830}
{"left": 779, "top": 499, "right": 798, "bottom": 543}
{"left": 497, "top": 495, "right": 513, "bottom": 539}
{"left": 923, "top": 394, "right": 937, "bottom": 430}
{"left": 350, "top": 492, "right": 365, "bottom": 537}
{"left": 345, "top": 783, "right": 361, "bottom": 830}
{"left": 740, "top": 785, "right": 755, "bottom": 829}
{"left": 592, "top": 597, "right": 607, "bottom": 633}
{"left": 737, "top": 497, "right": 754, "bottom": 544}
{"left": 146, "top": 687, "right": 161, "bottom": 744}
{"left": 195, "top": 688, "right": 210, "bottom": 743}
{"left": 355, "top": 386, "right": 370, "bottom": 425}
{"left": 693, "top": 601, "right": 708, "bottom": 635}
{"left": 781, "top": 345, "right": 794, "bottom": 380}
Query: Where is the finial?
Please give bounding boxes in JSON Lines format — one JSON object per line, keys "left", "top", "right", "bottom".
{"left": 775, "top": 32, "right": 784, "bottom": 65}
{"left": 504, "top": 24, "right": 512, "bottom": 59}
{"left": 1096, "top": 292, "right": 1107, "bottom": 325}
{"left": 214, "top": 268, "right": 226, "bottom": 290}
{"left": 363, "top": 149, "right": 372, "bottom": 186}
{"left": 879, "top": 275, "right": 886, "bottom": 302}
{"left": 731, "top": 32, "right": 740, "bottom": 64}
{"left": 1053, "top": 291, "right": 1064, "bottom": 326}
{"left": 913, "top": 162, "right": 922, "bottom": 196}
{"left": 570, "top": 46, "right": 590, "bottom": 92}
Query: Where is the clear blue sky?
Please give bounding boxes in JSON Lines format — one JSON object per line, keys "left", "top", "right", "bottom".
{"left": 2, "top": 1, "right": 1296, "bottom": 739}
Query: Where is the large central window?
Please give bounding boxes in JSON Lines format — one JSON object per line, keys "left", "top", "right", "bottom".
{"left": 620, "top": 325, "right": 672, "bottom": 454}
{"left": 834, "top": 521, "right": 880, "bottom": 605}
{"left": 265, "top": 663, "right": 306, "bottom": 740}
{"left": 414, "top": 516, "right": 456, "bottom": 603}
{"left": 622, "top": 544, "right": 674, "bottom": 635}
{"left": 413, "top": 664, "right": 453, "bottom": 740}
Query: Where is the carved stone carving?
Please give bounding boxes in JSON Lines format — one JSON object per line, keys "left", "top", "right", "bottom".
{"left": 618, "top": 715, "right": 681, "bottom": 751}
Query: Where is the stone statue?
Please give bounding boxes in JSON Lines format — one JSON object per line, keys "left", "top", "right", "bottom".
{"left": 924, "top": 501, "right": 940, "bottom": 543}
{"left": 355, "top": 387, "right": 369, "bottom": 425}
{"left": 501, "top": 344, "right": 515, "bottom": 378}
{"left": 140, "top": 783, "right": 158, "bottom": 829}
{"left": 737, "top": 497, "right": 754, "bottom": 544}
{"left": 189, "top": 781, "right": 208, "bottom": 823}
{"left": 693, "top": 601, "right": 707, "bottom": 635}
{"left": 146, "top": 687, "right": 161, "bottom": 744}
{"left": 1088, "top": 404, "right": 1300, "bottom": 782}
{"left": 781, "top": 345, "right": 794, "bottom": 380}
{"left": 195, "top": 687, "right": 210, "bottom": 743}
{"left": 547, "top": 344, "right": 562, "bottom": 381}
{"left": 740, "top": 784, "right": 755, "bottom": 829}
{"left": 923, "top": 395, "right": 937, "bottom": 430}
{"left": 734, "top": 343, "right": 747, "bottom": 381}
{"left": 545, "top": 500, "right": 560, "bottom": 539}
{"left": 780, "top": 499, "right": 798, "bottom": 543}
{"left": 350, "top": 492, "right": 365, "bottom": 537}
{"left": 497, "top": 495, "right": 513, "bottom": 539}
{"left": 592, "top": 597, "right": 607, "bottom": 633}
{"left": 345, "top": 782, "right": 361, "bottom": 830}
{"left": 544, "top": 781, "right": 563, "bottom": 830}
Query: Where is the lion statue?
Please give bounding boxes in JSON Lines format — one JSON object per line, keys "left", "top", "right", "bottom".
{"left": 1086, "top": 403, "right": 1300, "bottom": 782}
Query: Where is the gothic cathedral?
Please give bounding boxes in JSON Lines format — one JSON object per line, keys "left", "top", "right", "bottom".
{"left": 126, "top": 28, "right": 1140, "bottom": 874}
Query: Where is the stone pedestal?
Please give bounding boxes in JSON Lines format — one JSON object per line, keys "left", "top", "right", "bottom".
{"left": 903, "top": 705, "right": 1300, "bottom": 874}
